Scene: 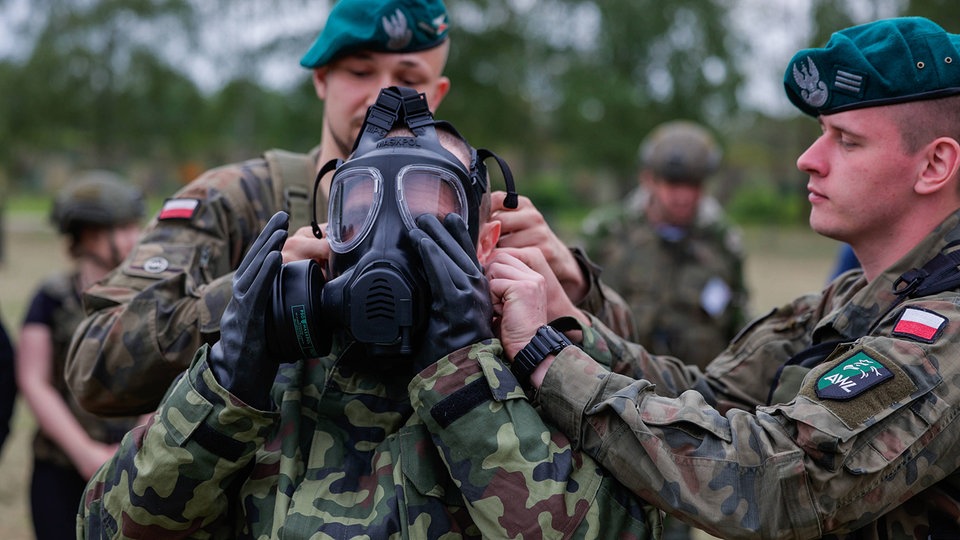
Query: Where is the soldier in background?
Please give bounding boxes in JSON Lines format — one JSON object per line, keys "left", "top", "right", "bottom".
{"left": 16, "top": 172, "right": 145, "bottom": 540}
{"left": 581, "top": 120, "right": 748, "bottom": 369}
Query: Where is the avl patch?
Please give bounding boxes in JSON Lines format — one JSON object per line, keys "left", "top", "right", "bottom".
{"left": 892, "top": 307, "right": 946, "bottom": 343}
{"left": 816, "top": 351, "right": 893, "bottom": 401}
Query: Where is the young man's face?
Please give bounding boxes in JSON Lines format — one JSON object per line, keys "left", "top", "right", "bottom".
{"left": 313, "top": 43, "right": 451, "bottom": 160}
{"left": 796, "top": 105, "right": 923, "bottom": 246}
{"left": 644, "top": 172, "right": 703, "bottom": 228}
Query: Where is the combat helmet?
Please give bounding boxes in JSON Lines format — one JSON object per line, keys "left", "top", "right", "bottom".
{"left": 51, "top": 170, "right": 145, "bottom": 235}
{"left": 639, "top": 121, "right": 722, "bottom": 184}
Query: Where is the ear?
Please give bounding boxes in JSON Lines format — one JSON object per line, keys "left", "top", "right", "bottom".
{"left": 427, "top": 76, "right": 451, "bottom": 111}
{"left": 476, "top": 220, "right": 501, "bottom": 266}
{"left": 915, "top": 137, "right": 960, "bottom": 195}
{"left": 312, "top": 67, "right": 329, "bottom": 100}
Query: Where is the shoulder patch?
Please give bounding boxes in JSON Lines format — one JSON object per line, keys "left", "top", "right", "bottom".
{"left": 158, "top": 198, "right": 201, "bottom": 220}
{"left": 816, "top": 350, "right": 892, "bottom": 400}
{"left": 892, "top": 307, "right": 946, "bottom": 343}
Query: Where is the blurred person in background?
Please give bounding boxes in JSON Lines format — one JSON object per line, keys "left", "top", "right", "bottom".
{"left": 16, "top": 171, "right": 145, "bottom": 540}
{"left": 581, "top": 120, "right": 749, "bottom": 370}
{"left": 0, "top": 309, "right": 14, "bottom": 454}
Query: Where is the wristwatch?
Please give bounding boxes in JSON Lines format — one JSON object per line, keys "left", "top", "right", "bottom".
{"left": 511, "top": 325, "right": 572, "bottom": 389}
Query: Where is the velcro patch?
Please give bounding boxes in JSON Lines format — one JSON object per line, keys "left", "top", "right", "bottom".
{"left": 892, "top": 307, "right": 946, "bottom": 343}
{"left": 158, "top": 198, "right": 200, "bottom": 220}
{"left": 816, "top": 350, "right": 892, "bottom": 400}
{"left": 430, "top": 378, "right": 492, "bottom": 428}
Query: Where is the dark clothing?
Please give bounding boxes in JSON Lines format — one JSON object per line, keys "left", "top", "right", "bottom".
{"left": 0, "top": 313, "right": 14, "bottom": 452}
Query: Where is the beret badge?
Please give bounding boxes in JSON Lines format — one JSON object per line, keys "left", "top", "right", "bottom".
{"left": 792, "top": 57, "right": 829, "bottom": 108}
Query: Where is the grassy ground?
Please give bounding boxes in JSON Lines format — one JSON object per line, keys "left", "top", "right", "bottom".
{"left": 0, "top": 211, "right": 840, "bottom": 539}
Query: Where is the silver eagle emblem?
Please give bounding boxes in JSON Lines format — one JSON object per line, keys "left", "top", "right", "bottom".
{"left": 793, "top": 57, "right": 828, "bottom": 108}
{"left": 382, "top": 8, "right": 413, "bottom": 50}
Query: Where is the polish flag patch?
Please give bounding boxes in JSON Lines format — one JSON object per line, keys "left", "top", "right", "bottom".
{"left": 892, "top": 307, "right": 947, "bottom": 343}
{"left": 158, "top": 198, "right": 200, "bottom": 221}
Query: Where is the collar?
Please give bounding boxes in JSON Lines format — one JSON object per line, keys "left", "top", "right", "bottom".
{"left": 813, "top": 210, "right": 960, "bottom": 342}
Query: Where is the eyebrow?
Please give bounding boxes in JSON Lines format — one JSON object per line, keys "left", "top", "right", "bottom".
{"left": 821, "top": 117, "right": 868, "bottom": 141}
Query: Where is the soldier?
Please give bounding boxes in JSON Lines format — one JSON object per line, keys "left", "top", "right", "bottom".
{"left": 66, "top": 0, "right": 637, "bottom": 419}
{"left": 580, "top": 120, "right": 748, "bottom": 369}
{"left": 65, "top": 0, "right": 454, "bottom": 416}
{"left": 485, "top": 16, "right": 960, "bottom": 538}
{"left": 16, "top": 172, "right": 145, "bottom": 540}
{"left": 77, "top": 89, "right": 659, "bottom": 539}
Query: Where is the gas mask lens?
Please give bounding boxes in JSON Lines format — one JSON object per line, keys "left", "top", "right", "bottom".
{"left": 328, "top": 167, "right": 383, "bottom": 253}
{"left": 397, "top": 165, "right": 468, "bottom": 231}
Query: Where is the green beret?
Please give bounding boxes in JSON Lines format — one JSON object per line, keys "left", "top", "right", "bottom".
{"left": 300, "top": 0, "right": 449, "bottom": 68}
{"left": 784, "top": 17, "right": 960, "bottom": 116}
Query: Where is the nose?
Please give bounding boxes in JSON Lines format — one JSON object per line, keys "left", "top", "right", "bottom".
{"left": 796, "top": 136, "right": 826, "bottom": 177}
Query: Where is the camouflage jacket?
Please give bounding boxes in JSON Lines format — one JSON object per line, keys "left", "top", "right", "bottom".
{"left": 78, "top": 341, "right": 659, "bottom": 539}
{"left": 580, "top": 188, "right": 748, "bottom": 368}
{"left": 538, "top": 210, "right": 960, "bottom": 539}
{"left": 25, "top": 272, "right": 139, "bottom": 467}
{"left": 65, "top": 148, "right": 321, "bottom": 417}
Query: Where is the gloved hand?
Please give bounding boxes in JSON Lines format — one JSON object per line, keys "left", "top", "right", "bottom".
{"left": 409, "top": 213, "right": 494, "bottom": 372}
{"left": 208, "top": 211, "right": 289, "bottom": 409}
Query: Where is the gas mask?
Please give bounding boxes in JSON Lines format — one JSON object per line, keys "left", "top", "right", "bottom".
{"left": 267, "top": 86, "right": 517, "bottom": 363}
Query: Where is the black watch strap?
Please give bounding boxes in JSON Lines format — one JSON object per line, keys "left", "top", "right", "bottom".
{"left": 511, "top": 325, "right": 572, "bottom": 388}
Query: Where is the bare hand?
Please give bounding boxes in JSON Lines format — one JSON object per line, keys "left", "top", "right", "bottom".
{"left": 490, "top": 192, "right": 588, "bottom": 303}
{"left": 76, "top": 441, "right": 121, "bottom": 480}
{"left": 485, "top": 250, "right": 551, "bottom": 359}
{"left": 493, "top": 246, "right": 588, "bottom": 327}
{"left": 281, "top": 224, "right": 330, "bottom": 270}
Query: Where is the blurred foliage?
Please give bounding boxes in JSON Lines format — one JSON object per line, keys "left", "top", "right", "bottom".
{"left": 1, "top": 0, "right": 959, "bottom": 224}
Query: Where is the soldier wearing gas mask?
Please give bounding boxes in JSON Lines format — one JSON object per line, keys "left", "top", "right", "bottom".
{"left": 78, "top": 87, "right": 659, "bottom": 539}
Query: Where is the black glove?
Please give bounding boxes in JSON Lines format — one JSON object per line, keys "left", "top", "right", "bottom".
{"left": 208, "top": 211, "right": 289, "bottom": 409}
{"left": 409, "top": 213, "right": 494, "bottom": 372}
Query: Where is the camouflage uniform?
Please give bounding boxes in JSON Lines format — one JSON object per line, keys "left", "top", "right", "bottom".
{"left": 536, "top": 209, "right": 960, "bottom": 538}
{"left": 581, "top": 187, "right": 747, "bottom": 368}
{"left": 66, "top": 148, "right": 321, "bottom": 416}
{"left": 27, "top": 273, "right": 139, "bottom": 468}
{"left": 78, "top": 340, "right": 660, "bottom": 538}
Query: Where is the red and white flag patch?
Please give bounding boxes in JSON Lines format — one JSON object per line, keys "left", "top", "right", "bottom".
{"left": 892, "top": 307, "right": 947, "bottom": 343}
{"left": 158, "top": 198, "right": 200, "bottom": 221}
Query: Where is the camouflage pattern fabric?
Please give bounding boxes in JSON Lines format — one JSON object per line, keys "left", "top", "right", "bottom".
{"left": 27, "top": 272, "right": 140, "bottom": 467}
{"left": 65, "top": 148, "right": 320, "bottom": 417}
{"left": 580, "top": 188, "right": 748, "bottom": 369}
{"left": 538, "top": 210, "right": 960, "bottom": 538}
{"left": 78, "top": 340, "right": 660, "bottom": 539}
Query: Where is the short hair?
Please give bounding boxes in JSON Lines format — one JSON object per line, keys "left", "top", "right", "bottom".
{"left": 891, "top": 95, "right": 960, "bottom": 154}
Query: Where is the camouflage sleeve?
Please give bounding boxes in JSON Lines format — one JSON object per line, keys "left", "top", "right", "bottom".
{"left": 409, "top": 339, "right": 661, "bottom": 539}
{"left": 537, "top": 298, "right": 960, "bottom": 538}
{"left": 577, "top": 312, "right": 717, "bottom": 400}
{"left": 569, "top": 247, "right": 641, "bottom": 342}
{"left": 66, "top": 160, "right": 278, "bottom": 416}
{"left": 78, "top": 345, "right": 277, "bottom": 539}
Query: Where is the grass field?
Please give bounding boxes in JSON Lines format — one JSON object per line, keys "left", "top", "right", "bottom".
{"left": 0, "top": 210, "right": 840, "bottom": 539}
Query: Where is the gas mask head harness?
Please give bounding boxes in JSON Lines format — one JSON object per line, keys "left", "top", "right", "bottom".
{"left": 267, "top": 86, "right": 518, "bottom": 362}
